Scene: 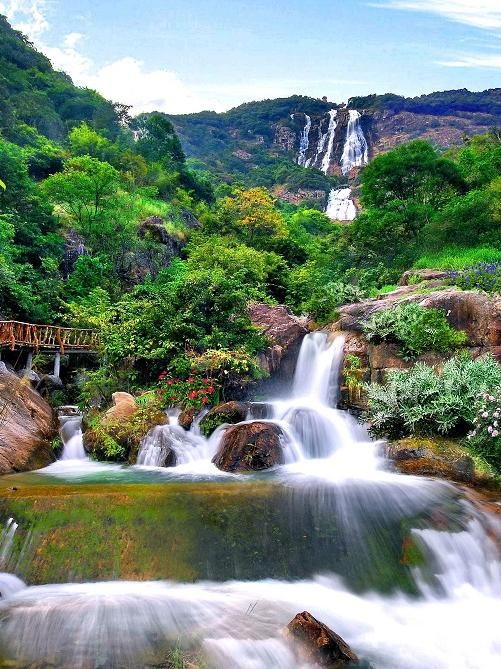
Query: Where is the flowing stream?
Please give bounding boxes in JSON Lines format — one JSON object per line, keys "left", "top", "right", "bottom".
{"left": 0, "top": 333, "right": 499, "bottom": 668}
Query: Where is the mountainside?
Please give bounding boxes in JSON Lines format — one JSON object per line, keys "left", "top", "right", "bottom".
{"left": 169, "top": 89, "right": 501, "bottom": 186}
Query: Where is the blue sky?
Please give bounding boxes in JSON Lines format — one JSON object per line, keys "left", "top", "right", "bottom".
{"left": 1, "top": 1, "right": 500, "bottom": 113}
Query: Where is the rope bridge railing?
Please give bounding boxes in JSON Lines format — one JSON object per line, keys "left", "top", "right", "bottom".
{"left": 0, "top": 321, "right": 99, "bottom": 353}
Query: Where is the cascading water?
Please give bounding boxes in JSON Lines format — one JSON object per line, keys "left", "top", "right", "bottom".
{"left": 59, "top": 412, "right": 87, "bottom": 460}
{"left": 0, "top": 333, "right": 500, "bottom": 668}
{"left": 320, "top": 108, "right": 338, "bottom": 174}
{"left": 341, "top": 109, "right": 369, "bottom": 175}
{"left": 326, "top": 186, "right": 357, "bottom": 221}
{"left": 295, "top": 113, "right": 311, "bottom": 166}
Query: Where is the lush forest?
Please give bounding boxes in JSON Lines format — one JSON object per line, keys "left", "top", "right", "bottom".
{"left": 1, "top": 14, "right": 500, "bottom": 471}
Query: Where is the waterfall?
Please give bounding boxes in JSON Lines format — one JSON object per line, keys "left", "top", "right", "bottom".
{"left": 59, "top": 413, "right": 87, "bottom": 461}
{"left": 341, "top": 110, "right": 368, "bottom": 175}
{"left": 295, "top": 113, "right": 311, "bottom": 166}
{"left": 320, "top": 109, "right": 338, "bottom": 174}
{"left": 325, "top": 187, "right": 357, "bottom": 221}
{"left": 0, "top": 518, "right": 18, "bottom": 569}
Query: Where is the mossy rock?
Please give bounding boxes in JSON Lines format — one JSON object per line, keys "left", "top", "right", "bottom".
{"left": 386, "top": 436, "right": 498, "bottom": 487}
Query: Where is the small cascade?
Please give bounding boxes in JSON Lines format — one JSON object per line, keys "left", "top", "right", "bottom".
{"left": 325, "top": 187, "right": 357, "bottom": 221}
{"left": 341, "top": 110, "right": 368, "bottom": 175}
{"left": 320, "top": 109, "right": 338, "bottom": 174}
{"left": 0, "top": 518, "right": 18, "bottom": 569}
{"left": 59, "top": 412, "right": 87, "bottom": 461}
{"left": 295, "top": 113, "right": 311, "bottom": 166}
{"left": 136, "top": 410, "right": 222, "bottom": 469}
{"left": 292, "top": 332, "right": 344, "bottom": 404}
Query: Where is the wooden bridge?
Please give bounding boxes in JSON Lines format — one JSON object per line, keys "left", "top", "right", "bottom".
{"left": 0, "top": 321, "right": 99, "bottom": 376}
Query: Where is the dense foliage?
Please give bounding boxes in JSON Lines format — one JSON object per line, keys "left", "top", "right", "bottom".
{"left": 362, "top": 303, "right": 467, "bottom": 360}
{"left": 468, "top": 390, "right": 501, "bottom": 470}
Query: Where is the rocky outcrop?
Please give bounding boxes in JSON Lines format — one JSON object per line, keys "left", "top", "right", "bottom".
{"left": 199, "top": 401, "right": 249, "bottom": 437}
{"left": 285, "top": 611, "right": 358, "bottom": 668}
{"left": 0, "top": 362, "right": 56, "bottom": 474}
{"left": 102, "top": 392, "right": 137, "bottom": 425}
{"left": 333, "top": 286, "right": 501, "bottom": 408}
{"left": 212, "top": 421, "right": 284, "bottom": 472}
{"left": 249, "top": 303, "right": 308, "bottom": 376}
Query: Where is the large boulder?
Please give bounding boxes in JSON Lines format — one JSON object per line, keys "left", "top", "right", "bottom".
{"left": 0, "top": 362, "right": 56, "bottom": 474}
{"left": 248, "top": 303, "right": 308, "bottom": 376}
{"left": 212, "top": 421, "right": 284, "bottom": 472}
{"left": 199, "top": 401, "right": 249, "bottom": 437}
{"left": 285, "top": 611, "right": 358, "bottom": 668}
{"left": 178, "top": 407, "right": 198, "bottom": 431}
{"left": 102, "top": 392, "right": 137, "bottom": 425}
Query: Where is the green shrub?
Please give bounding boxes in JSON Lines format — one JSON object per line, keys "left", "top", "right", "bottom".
{"left": 362, "top": 303, "right": 467, "bottom": 360}
{"left": 467, "top": 390, "right": 501, "bottom": 471}
{"left": 365, "top": 353, "right": 501, "bottom": 439}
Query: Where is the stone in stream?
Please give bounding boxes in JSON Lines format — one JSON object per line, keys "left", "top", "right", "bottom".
{"left": 178, "top": 407, "right": 198, "bottom": 431}
{"left": 212, "top": 421, "right": 284, "bottom": 472}
{"left": 285, "top": 611, "right": 359, "bottom": 667}
{"left": 199, "top": 401, "right": 249, "bottom": 437}
{"left": 102, "top": 392, "right": 137, "bottom": 424}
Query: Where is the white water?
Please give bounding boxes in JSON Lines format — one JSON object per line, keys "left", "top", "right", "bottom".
{"left": 341, "top": 109, "right": 369, "bottom": 175}
{"left": 295, "top": 113, "right": 311, "bottom": 166}
{"left": 326, "top": 187, "right": 357, "bottom": 221}
{"left": 59, "top": 413, "right": 87, "bottom": 461}
{"left": 320, "top": 108, "right": 338, "bottom": 174}
{"left": 1, "top": 334, "right": 500, "bottom": 667}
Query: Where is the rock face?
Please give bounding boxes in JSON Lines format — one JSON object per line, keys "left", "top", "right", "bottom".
{"left": 249, "top": 303, "right": 308, "bottom": 377}
{"left": 102, "top": 392, "right": 137, "bottom": 425}
{"left": 286, "top": 611, "right": 358, "bottom": 668}
{"left": 199, "top": 401, "right": 249, "bottom": 437}
{"left": 212, "top": 421, "right": 284, "bottom": 472}
{"left": 0, "top": 362, "right": 56, "bottom": 474}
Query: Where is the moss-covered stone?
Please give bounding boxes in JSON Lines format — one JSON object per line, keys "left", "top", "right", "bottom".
{"left": 199, "top": 401, "right": 248, "bottom": 437}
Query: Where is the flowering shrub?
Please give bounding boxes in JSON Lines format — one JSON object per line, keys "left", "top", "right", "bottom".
{"left": 365, "top": 353, "right": 501, "bottom": 439}
{"left": 157, "top": 371, "right": 219, "bottom": 410}
{"left": 446, "top": 262, "right": 501, "bottom": 293}
{"left": 468, "top": 390, "right": 501, "bottom": 470}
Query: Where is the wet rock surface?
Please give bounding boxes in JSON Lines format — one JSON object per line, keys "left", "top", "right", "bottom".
{"left": 286, "top": 611, "right": 359, "bottom": 667}
{"left": 0, "top": 362, "right": 56, "bottom": 474}
{"left": 178, "top": 407, "right": 198, "bottom": 431}
{"left": 212, "top": 421, "right": 284, "bottom": 472}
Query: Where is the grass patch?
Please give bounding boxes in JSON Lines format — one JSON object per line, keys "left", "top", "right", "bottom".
{"left": 413, "top": 246, "right": 501, "bottom": 270}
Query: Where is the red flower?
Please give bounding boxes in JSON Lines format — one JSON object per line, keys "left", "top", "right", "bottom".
{"left": 207, "top": 386, "right": 215, "bottom": 394}
{"left": 187, "top": 377, "right": 194, "bottom": 383}
{"left": 188, "top": 390, "right": 198, "bottom": 399}
{"left": 202, "top": 378, "right": 209, "bottom": 383}
{"left": 167, "top": 380, "right": 174, "bottom": 385}
{"left": 202, "top": 396, "right": 208, "bottom": 404}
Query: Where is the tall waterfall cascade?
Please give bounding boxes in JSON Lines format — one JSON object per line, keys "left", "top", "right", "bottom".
{"left": 341, "top": 109, "right": 369, "bottom": 175}
{"left": 295, "top": 113, "right": 311, "bottom": 167}
{"left": 320, "top": 109, "right": 338, "bottom": 174}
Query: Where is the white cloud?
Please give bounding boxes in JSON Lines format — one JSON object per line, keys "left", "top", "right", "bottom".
{"left": 440, "top": 53, "right": 501, "bottom": 68}
{"left": 0, "top": 0, "right": 49, "bottom": 37}
{"left": 377, "top": 1, "right": 501, "bottom": 30}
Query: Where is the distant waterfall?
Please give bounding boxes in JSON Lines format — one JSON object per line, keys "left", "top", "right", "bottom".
{"left": 325, "top": 187, "right": 357, "bottom": 221}
{"left": 296, "top": 113, "right": 311, "bottom": 166}
{"left": 341, "top": 110, "right": 368, "bottom": 175}
{"left": 320, "top": 109, "right": 338, "bottom": 174}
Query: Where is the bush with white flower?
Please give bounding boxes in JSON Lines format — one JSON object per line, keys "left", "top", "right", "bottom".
{"left": 468, "top": 390, "right": 501, "bottom": 470}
